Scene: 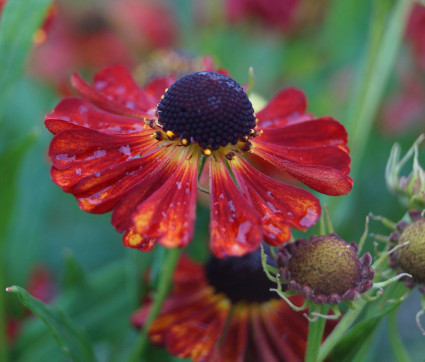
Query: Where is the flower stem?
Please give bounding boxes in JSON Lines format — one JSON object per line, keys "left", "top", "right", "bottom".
{"left": 305, "top": 305, "right": 328, "bottom": 362}
{"left": 388, "top": 309, "right": 411, "bottom": 362}
{"left": 127, "top": 247, "right": 181, "bottom": 362}
{"left": 317, "top": 299, "right": 366, "bottom": 362}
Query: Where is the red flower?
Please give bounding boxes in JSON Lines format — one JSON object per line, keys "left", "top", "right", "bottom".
{"left": 132, "top": 250, "right": 311, "bottom": 361}
{"left": 225, "top": 0, "right": 300, "bottom": 30}
{"left": 45, "top": 64, "right": 352, "bottom": 257}
{"left": 28, "top": 1, "right": 177, "bottom": 95}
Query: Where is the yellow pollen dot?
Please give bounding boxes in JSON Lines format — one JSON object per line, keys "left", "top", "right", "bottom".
{"left": 203, "top": 148, "right": 212, "bottom": 156}
{"left": 181, "top": 138, "right": 189, "bottom": 146}
{"left": 166, "top": 130, "right": 176, "bottom": 139}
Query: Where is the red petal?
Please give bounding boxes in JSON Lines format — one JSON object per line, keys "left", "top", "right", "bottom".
{"left": 150, "top": 291, "right": 225, "bottom": 348}
{"left": 132, "top": 149, "right": 199, "bottom": 249}
{"left": 259, "top": 117, "right": 349, "bottom": 151}
{"left": 231, "top": 157, "right": 320, "bottom": 246}
{"left": 144, "top": 76, "right": 175, "bottom": 101}
{"left": 209, "top": 158, "right": 262, "bottom": 257}
{"left": 73, "top": 149, "right": 167, "bottom": 213}
{"left": 111, "top": 149, "right": 179, "bottom": 233}
{"left": 48, "top": 129, "right": 156, "bottom": 190}
{"left": 258, "top": 142, "right": 351, "bottom": 174}
{"left": 250, "top": 307, "right": 280, "bottom": 362}
{"left": 45, "top": 97, "right": 147, "bottom": 135}
{"left": 92, "top": 65, "right": 154, "bottom": 112}
{"left": 71, "top": 72, "right": 151, "bottom": 119}
{"left": 253, "top": 142, "right": 353, "bottom": 196}
{"left": 164, "top": 295, "right": 229, "bottom": 359}
{"left": 256, "top": 88, "right": 309, "bottom": 129}
{"left": 123, "top": 227, "right": 158, "bottom": 252}
{"left": 173, "top": 255, "right": 205, "bottom": 284}
{"left": 210, "top": 305, "right": 248, "bottom": 362}
{"left": 262, "top": 299, "right": 308, "bottom": 361}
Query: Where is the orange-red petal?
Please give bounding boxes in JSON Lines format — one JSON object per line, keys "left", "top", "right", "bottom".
{"left": 253, "top": 141, "right": 353, "bottom": 196}
{"left": 231, "top": 157, "right": 320, "bottom": 246}
{"left": 111, "top": 148, "right": 179, "bottom": 233}
{"left": 131, "top": 149, "right": 199, "bottom": 249}
{"left": 209, "top": 157, "right": 262, "bottom": 257}
{"left": 48, "top": 129, "right": 156, "bottom": 193}
{"left": 164, "top": 295, "right": 230, "bottom": 360}
{"left": 45, "top": 97, "right": 147, "bottom": 135}
{"left": 91, "top": 65, "right": 154, "bottom": 112}
{"left": 261, "top": 299, "right": 307, "bottom": 361}
{"left": 256, "top": 88, "right": 310, "bottom": 129}
{"left": 258, "top": 117, "right": 349, "bottom": 151}
{"left": 71, "top": 71, "right": 151, "bottom": 119}
{"left": 209, "top": 304, "right": 249, "bottom": 362}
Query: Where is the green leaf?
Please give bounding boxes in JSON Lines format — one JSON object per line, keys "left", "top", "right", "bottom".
{"left": 15, "top": 261, "right": 133, "bottom": 362}
{"left": 6, "top": 286, "right": 96, "bottom": 362}
{"left": 0, "top": 0, "right": 53, "bottom": 121}
{"left": 0, "top": 133, "right": 37, "bottom": 240}
{"left": 62, "top": 250, "right": 86, "bottom": 291}
{"left": 330, "top": 284, "right": 405, "bottom": 362}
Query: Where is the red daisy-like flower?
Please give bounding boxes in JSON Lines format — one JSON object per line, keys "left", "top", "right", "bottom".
{"left": 132, "top": 250, "right": 311, "bottom": 361}
{"left": 45, "top": 64, "right": 352, "bottom": 257}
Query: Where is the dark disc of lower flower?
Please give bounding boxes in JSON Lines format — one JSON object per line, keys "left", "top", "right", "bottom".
{"left": 205, "top": 247, "right": 279, "bottom": 303}
{"left": 157, "top": 71, "right": 256, "bottom": 150}
{"left": 398, "top": 219, "right": 425, "bottom": 284}
{"left": 287, "top": 234, "right": 361, "bottom": 296}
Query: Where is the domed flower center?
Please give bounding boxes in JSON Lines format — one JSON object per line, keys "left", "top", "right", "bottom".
{"left": 157, "top": 72, "right": 256, "bottom": 151}
{"left": 287, "top": 234, "right": 361, "bottom": 296}
{"left": 205, "top": 248, "right": 278, "bottom": 303}
{"left": 398, "top": 219, "right": 425, "bottom": 284}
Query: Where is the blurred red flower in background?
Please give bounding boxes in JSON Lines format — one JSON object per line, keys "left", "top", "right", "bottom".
{"left": 406, "top": 4, "right": 425, "bottom": 71}
{"left": 225, "top": 0, "right": 300, "bottom": 30}
{"left": 28, "top": 0, "right": 178, "bottom": 95}
{"left": 380, "top": 4, "right": 425, "bottom": 136}
{"left": 132, "top": 250, "right": 311, "bottom": 361}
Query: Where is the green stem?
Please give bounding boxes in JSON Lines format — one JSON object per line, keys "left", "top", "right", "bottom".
{"left": 388, "top": 309, "right": 411, "bottom": 362}
{"left": 318, "top": 299, "right": 366, "bottom": 362}
{"left": 127, "top": 247, "right": 181, "bottom": 362}
{"left": 305, "top": 305, "right": 328, "bottom": 362}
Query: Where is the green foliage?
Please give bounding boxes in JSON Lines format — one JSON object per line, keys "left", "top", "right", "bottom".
{"left": 0, "top": 0, "right": 53, "bottom": 121}
{"left": 7, "top": 286, "right": 95, "bottom": 362}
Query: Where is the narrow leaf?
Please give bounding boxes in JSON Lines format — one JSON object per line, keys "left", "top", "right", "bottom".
{"left": 6, "top": 286, "right": 95, "bottom": 362}
{"left": 0, "top": 133, "right": 36, "bottom": 240}
{"left": 0, "top": 0, "right": 53, "bottom": 120}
